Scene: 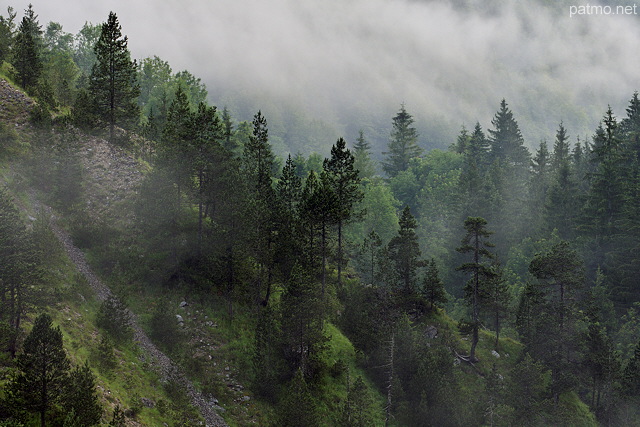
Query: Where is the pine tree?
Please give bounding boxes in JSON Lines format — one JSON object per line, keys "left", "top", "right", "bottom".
{"left": 382, "top": 104, "right": 422, "bottom": 178}
{"left": 421, "top": 258, "right": 447, "bottom": 311}
{"left": 0, "top": 7, "right": 16, "bottom": 64}
{"left": 12, "top": 4, "right": 43, "bottom": 90}
{"left": 324, "top": 137, "right": 363, "bottom": 285}
{"left": 622, "top": 340, "right": 640, "bottom": 396}
{"left": 0, "top": 187, "right": 40, "bottom": 358}
{"left": 280, "top": 263, "right": 328, "bottom": 376}
{"left": 387, "top": 206, "right": 421, "bottom": 295}
{"left": 457, "top": 217, "right": 496, "bottom": 362}
{"left": 484, "top": 262, "right": 510, "bottom": 350}
{"left": 63, "top": 361, "right": 103, "bottom": 425}
{"left": 278, "top": 369, "right": 320, "bottom": 427}
{"left": 8, "top": 313, "right": 71, "bottom": 427}
{"left": 96, "top": 294, "right": 132, "bottom": 343}
{"left": 274, "top": 154, "right": 303, "bottom": 280}
{"left": 242, "top": 110, "right": 278, "bottom": 304}
{"left": 89, "top": 12, "right": 140, "bottom": 142}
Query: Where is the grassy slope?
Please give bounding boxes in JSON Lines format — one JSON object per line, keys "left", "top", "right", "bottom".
{"left": 0, "top": 71, "right": 597, "bottom": 426}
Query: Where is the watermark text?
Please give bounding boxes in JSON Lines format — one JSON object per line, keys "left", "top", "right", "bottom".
{"left": 569, "top": 4, "right": 638, "bottom": 17}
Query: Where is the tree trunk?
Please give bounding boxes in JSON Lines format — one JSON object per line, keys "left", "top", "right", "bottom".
{"left": 321, "top": 221, "right": 327, "bottom": 298}
{"left": 337, "top": 220, "right": 343, "bottom": 285}
{"left": 385, "top": 332, "right": 395, "bottom": 427}
{"left": 471, "top": 232, "right": 480, "bottom": 361}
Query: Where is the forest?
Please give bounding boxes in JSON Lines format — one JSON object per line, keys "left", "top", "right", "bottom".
{"left": 1, "top": 3, "right": 640, "bottom": 427}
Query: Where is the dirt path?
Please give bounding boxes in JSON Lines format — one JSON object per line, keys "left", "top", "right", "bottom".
{"left": 48, "top": 211, "right": 228, "bottom": 427}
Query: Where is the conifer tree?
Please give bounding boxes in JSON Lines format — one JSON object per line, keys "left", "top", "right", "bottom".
{"left": 382, "top": 104, "right": 422, "bottom": 178}
{"left": 551, "top": 122, "right": 571, "bottom": 174}
{"left": 274, "top": 154, "right": 303, "bottom": 280}
{"left": 0, "top": 7, "right": 16, "bottom": 64}
{"left": 387, "top": 206, "right": 421, "bottom": 295}
{"left": 421, "top": 258, "right": 447, "bottom": 311}
{"left": 487, "top": 99, "right": 529, "bottom": 169}
{"left": 280, "top": 263, "right": 328, "bottom": 376}
{"left": 12, "top": 4, "right": 42, "bottom": 90}
{"left": 353, "top": 130, "right": 376, "bottom": 179}
{"left": 63, "top": 361, "right": 103, "bottom": 425}
{"left": 457, "top": 217, "right": 496, "bottom": 362}
{"left": 8, "top": 313, "right": 70, "bottom": 427}
{"left": 89, "top": 12, "right": 139, "bottom": 142}
{"left": 243, "top": 110, "right": 278, "bottom": 304}
{"left": 324, "top": 137, "right": 363, "bottom": 285}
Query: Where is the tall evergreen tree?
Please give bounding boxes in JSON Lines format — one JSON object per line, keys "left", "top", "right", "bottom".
{"left": 457, "top": 217, "right": 496, "bottom": 362}
{"left": 353, "top": 130, "right": 376, "bottom": 180}
{"left": 324, "top": 137, "right": 363, "bottom": 285}
{"left": 8, "top": 314, "right": 70, "bottom": 427}
{"left": 243, "top": 110, "right": 278, "bottom": 305}
{"left": 89, "top": 12, "right": 140, "bottom": 142}
{"left": 0, "top": 7, "right": 16, "bottom": 64}
{"left": 487, "top": 99, "right": 529, "bottom": 168}
{"left": 421, "top": 258, "right": 447, "bottom": 311}
{"left": 63, "top": 361, "right": 103, "bottom": 425}
{"left": 12, "top": 4, "right": 42, "bottom": 90}
{"left": 382, "top": 104, "right": 422, "bottom": 178}
{"left": 387, "top": 206, "right": 421, "bottom": 295}
{"left": 551, "top": 122, "right": 571, "bottom": 174}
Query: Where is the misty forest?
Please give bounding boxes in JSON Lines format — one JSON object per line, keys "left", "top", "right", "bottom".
{"left": 2, "top": 2, "right": 640, "bottom": 427}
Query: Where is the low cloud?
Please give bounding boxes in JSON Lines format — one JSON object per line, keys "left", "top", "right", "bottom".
{"left": 31, "top": 0, "right": 640, "bottom": 150}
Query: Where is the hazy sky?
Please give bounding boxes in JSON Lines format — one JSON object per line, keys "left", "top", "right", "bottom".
{"left": 14, "top": 0, "right": 640, "bottom": 149}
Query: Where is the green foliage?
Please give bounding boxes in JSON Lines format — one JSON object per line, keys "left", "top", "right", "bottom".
{"left": 7, "top": 313, "right": 70, "bottom": 425}
{"left": 277, "top": 369, "right": 320, "bottom": 427}
{"left": 382, "top": 104, "right": 422, "bottom": 178}
{"left": 93, "top": 335, "right": 117, "bottom": 373}
{"left": 89, "top": 12, "right": 140, "bottom": 141}
{"left": 63, "top": 361, "right": 103, "bottom": 425}
{"left": 149, "top": 299, "right": 183, "bottom": 353}
{"left": 96, "top": 295, "right": 132, "bottom": 343}
{"left": 11, "top": 5, "right": 42, "bottom": 90}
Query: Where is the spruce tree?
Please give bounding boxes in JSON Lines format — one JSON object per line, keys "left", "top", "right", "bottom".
{"left": 551, "top": 122, "right": 571, "bottom": 174}
{"left": 387, "top": 206, "right": 421, "bottom": 295}
{"left": 12, "top": 4, "right": 43, "bottom": 90}
{"left": 353, "top": 130, "right": 376, "bottom": 179}
{"left": 421, "top": 258, "right": 447, "bottom": 311}
{"left": 8, "top": 313, "right": 70, "bottom": 427}
{"left": 457, "top": 217, "right": 496, "bottom": 362}
{"left": 89, "top": 11, "right": 139, "bottom": 142}
{"left": 382, "top": 104, "right": 422, "bottom": 178}
{"left": 487, "top": 99, "right": 529, "bottom": 168}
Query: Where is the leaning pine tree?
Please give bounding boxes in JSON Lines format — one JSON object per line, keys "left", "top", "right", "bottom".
{"left": 89, "top": 11, "right": 139, "bottom": 142}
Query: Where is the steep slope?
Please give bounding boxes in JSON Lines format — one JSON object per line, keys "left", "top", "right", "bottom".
{"left": 0, "top": 79, "right": 227, "bottom": 425}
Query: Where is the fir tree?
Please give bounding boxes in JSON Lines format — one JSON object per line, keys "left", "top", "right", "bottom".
{"left": 382, "top": 104, "right": 422, "bottom": 178}
{"left": 421, "top": 258, "right": 447, "bottom": 311}
{"left": 353, "top": 130, "right": 376, "bottom": 179}
{"left": 12, "top": 4, "right": 43, "bottom": 90}
{"left": 89, "top": 12, "right": 140, "bottom": 142}
{"left": 387, "top": 206, "right": 421, "bottom": 295}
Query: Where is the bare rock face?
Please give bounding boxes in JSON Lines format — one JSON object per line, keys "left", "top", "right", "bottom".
{"left": 425, "top": 325, "right": 438, "bottom": 339}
